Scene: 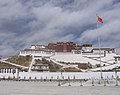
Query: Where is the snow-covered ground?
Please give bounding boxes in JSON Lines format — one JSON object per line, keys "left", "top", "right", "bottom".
{"left": 51, "top": 53, "right": 117, "bottom": 66}
{"left": 100, "top": 53, "right": 117, "bottom": 64}
{"left": 90, "top": 63, "right": 120, "bottom": 71}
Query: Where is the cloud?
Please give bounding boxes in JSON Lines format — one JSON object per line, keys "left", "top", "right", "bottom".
{"left": 0, "top": 0, "right": 120, "bottom": 57}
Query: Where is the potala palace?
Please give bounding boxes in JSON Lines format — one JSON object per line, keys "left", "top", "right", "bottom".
{"left": 0, "top": 42, "right": 120, "bottom": 80}
{"left": 19, "top": 42, "right": 120, "bottom": 72}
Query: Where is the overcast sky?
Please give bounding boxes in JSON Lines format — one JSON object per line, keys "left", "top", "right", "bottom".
{"left": 0, "top": 0, "right": 120, "bottom": 57}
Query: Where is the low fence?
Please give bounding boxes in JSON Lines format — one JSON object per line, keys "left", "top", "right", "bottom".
{"left": 19, "top": 72, "right": 119, "bottom": 80}
{"left": 0, "top": 72, "right": 120, "bottom": 80}
{"left": 0, "top": 72, "right": 120, "bottom": 86}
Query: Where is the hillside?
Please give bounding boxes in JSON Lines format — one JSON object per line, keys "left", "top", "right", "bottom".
{"left": 6, "top": 55, "right": 32, "bottom": 67}
{"left": 0, "top": 61, "right": 16, "bottom": 68}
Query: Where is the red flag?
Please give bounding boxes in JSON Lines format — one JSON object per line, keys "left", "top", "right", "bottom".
{"left": 97, "top": 16, "right": 103, "bottom": 23}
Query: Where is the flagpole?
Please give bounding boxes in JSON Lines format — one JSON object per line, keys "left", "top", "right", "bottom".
{"left": 97, "top": 20, "right": 103, "bottom": 79}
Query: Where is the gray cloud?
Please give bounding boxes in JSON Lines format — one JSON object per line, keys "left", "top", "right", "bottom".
{"left": 0, "top": 0, "right": 120, "bottom": 57}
